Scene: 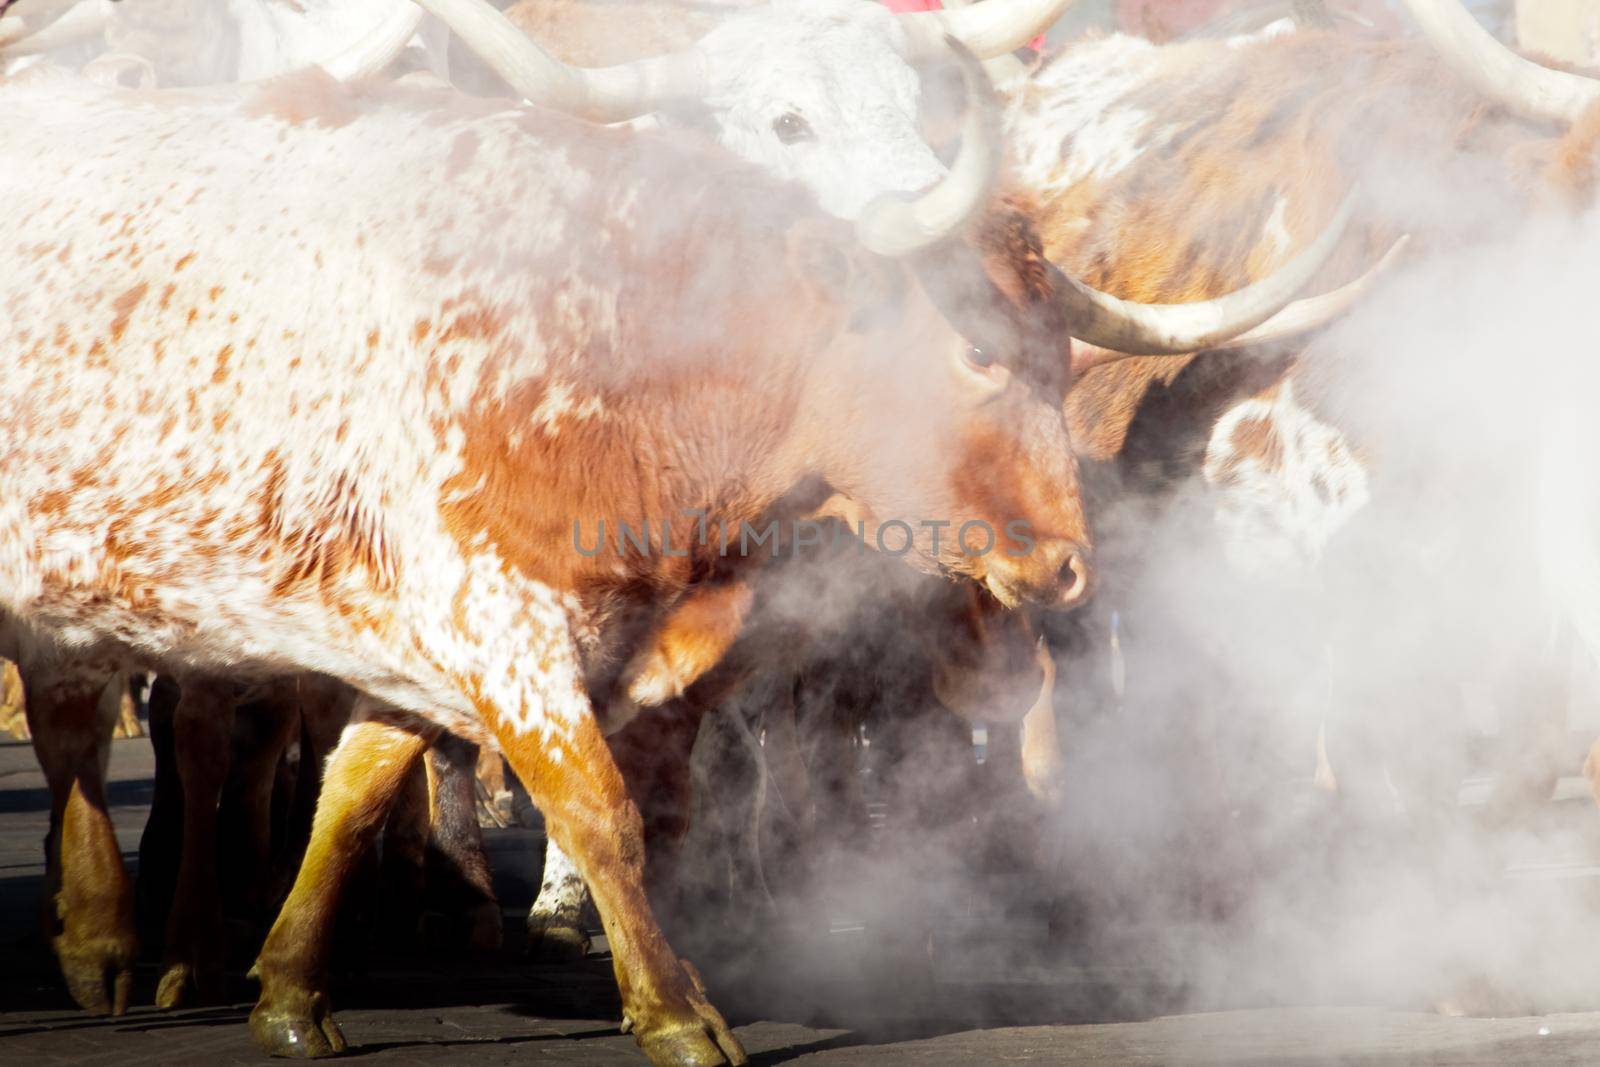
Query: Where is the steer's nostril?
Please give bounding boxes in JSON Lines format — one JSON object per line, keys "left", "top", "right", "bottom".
{"left": 1057, "top": 549, "right": 1094, "bottom": 609}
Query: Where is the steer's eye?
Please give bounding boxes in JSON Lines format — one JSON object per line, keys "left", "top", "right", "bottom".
{"left": 772, "top": 111, "right": 815, "bottom": 145}
{"left": 964, "top": 343, "right": 995, "bottom": 369}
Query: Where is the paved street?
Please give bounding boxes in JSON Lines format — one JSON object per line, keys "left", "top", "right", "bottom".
{"left": 8, "top": 737, "right": 1600, "bottom": 1065}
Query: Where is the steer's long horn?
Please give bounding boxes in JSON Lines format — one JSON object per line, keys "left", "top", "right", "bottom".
{"left": 899, "top": 0, "right": 1077, "bottom": 62}
{"left": 939, "top": 0, "right": 1031, "bottom": 83}
{"left": 1209, "top": 235, "right": 1409, "bottom": 351}
{"left": 1, "top": 0, "right": 109, "bottom": 58}
{"left": 1070, "top": 234, "right": 1409, "bottom": 371}
{"left": 857, "top": 39, "right": 999, "bottom": 257}
{"left": 316, "top": 3, "right": 426, "bottom": 82}
{"left": 409, "top": 0, "right": 703, "bottom": 122}
{"left": 1057, "top": 192, "right": 1358, "bottom": 356}
{"left": 1398, "top": 0, "right": 1600, "bottom": 125}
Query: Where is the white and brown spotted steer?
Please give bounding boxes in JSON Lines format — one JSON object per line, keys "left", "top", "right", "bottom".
{"left": 0, "top": 33, "right": 1119, "bottom": 1059}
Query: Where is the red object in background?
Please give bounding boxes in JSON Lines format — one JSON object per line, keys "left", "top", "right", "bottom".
{"left": 880, "top": 0, "right": 1047, "bottom": 52}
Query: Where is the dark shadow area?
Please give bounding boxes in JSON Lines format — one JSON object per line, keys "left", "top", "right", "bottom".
{"left": 0, "top": 774, "right": 155, "bottom": 816}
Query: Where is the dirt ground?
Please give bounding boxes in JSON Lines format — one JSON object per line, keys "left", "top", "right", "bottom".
{"left": 6, "top": 737, "right": 1600, "bottom": 1066}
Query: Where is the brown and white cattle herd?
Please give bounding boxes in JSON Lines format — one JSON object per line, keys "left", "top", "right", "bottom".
{"left": 4, "top": 0, "right": 1600, "bottom": 1063}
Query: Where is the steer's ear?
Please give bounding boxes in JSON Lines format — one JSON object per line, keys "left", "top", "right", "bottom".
{"left": 785, "top": 220, "right": 902, "bottom": 330}
{"left": 971, "top": 195, "right": 1057, "bottom": 310}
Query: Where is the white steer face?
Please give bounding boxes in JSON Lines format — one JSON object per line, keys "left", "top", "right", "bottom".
{"left": 691, "top": 0, "right": 947, "bottom": 219}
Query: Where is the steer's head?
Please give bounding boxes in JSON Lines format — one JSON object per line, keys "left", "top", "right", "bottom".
{"left": 421, "top": 0, "right": 1073, "bottom": 218}
{"left": 733, "top": 44, "right": 1089, "bottom": 612}
{"left": 685, "top": 0, "right": 953, "bottom": 218}
{"left": 795, "top": 211, "right": 1093, "bottom": 611}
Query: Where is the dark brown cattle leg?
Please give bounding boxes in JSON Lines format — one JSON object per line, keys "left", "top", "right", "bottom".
{"left": 378, "top": 755, "right": 430, "bottom": 945}
{"left": 135, "top": 675, "right": 182, "bottom": 947}
{"left": 157, "top": 676, "right": 235, "bottom": 1008}
{"left": 219, "top": 678, "right": 302, "bottom": 933}
{"left": 424, "top": 735, "right": 503, "bottom": 952}
{"left": 608, "top": 699, "right": 714, "bottom": 935}
{"left": 24, "top": 660, "right": 135, "bottom": 1015}
{"left": 271, "top": 675, "right": 355, "bottom": 911}
{"left": 251, "top": 713, "right": 435, "bottom": 1057}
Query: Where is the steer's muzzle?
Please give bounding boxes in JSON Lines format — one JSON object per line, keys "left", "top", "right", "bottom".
{"left": 1053, "top": 543, "right": 1094, "bottom": 610}
{"left": 985, "top": 538, "right": 1095, "bottom": 611}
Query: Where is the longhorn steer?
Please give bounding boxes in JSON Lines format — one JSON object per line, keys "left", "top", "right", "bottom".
{"left": 987, "top": 0, "right": 1600, "bottom": 902}
{"left": 0, "top": 45, "right": 1104, "bottom": 1060}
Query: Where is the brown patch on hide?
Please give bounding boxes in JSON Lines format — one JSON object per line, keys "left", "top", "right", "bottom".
{"left": 1541, "top": 99, "right": 1600, "bottom": 208}
{"left": 258, "top": 456, "right": 399, "bottom": 600}
{"left": 246, "top": 68, "right": 360, "bottom": 130}
{"left": 212, "top": 343, "right": 233, "bottom": 385}
{"left": 109, "top": 282, "right": 149, "bottom": 342}
{"left": 1228, "top": 405, "right": 1284, "bottom": 471}
{"left": 429, "top": 173, "right": 821, "bottom": 601}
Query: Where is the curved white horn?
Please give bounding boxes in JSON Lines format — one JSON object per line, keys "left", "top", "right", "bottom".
{"left": 1, "top": 0, "right": 109, "bottom": 58}
{"left": 1071, "top": 233, "right": 1408, "bottom": 372}
{"left": 316, "top": 3, "right": 426, "bottom": 82}
{"left": 1060, "top": 192, "right": 1359, "bottom": 356}
{"left": 900, "top": 0, "right": 1077, "bottom": 62}
{"left": 857, "top": 39, "right": 999, "bottom": 257}
{"left": 409, "top": 0, "right": 703, "bottom": 123}
{"left": 938, "top": 0, "right": 1032, "bottom": 83}
{"left": 1210, "top": 235, "right": 1409, "bottom": 352}
{"left": 1397, "top": 0, "right": 1600, "bottom": 124}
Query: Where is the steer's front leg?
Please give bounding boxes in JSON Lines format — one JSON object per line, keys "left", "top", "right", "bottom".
{"left": 484, "top": 648, "right": 746, "bottom": 1067}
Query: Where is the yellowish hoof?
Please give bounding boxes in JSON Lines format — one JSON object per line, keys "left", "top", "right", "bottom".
{"left": 249, "top": 988, "right": 349, "bottom": 1058}
{"left": 56, "top": 936, "right": 135, "bottom": 1016}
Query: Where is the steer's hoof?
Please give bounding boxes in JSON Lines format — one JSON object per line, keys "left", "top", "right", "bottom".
{"left": 250, "top": 990, "right": 348, "bottom": 1058}
{"left": 56, "top": 937, "right": 135, "bottom": 1016}
{"left": 156, "top": 959, "right": 224, "bottom": 1009}
{"left": 526, "top": 918, "right": 589, "bottom": 962}
{"left": 639, "top": 1025, "right": 748, "bottom": 1067}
